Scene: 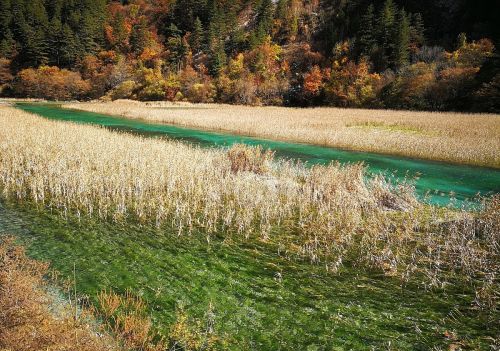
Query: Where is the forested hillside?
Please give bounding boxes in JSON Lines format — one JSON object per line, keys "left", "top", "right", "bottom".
{"left": 0, "top": 0, "right": 498, "bottom": 111}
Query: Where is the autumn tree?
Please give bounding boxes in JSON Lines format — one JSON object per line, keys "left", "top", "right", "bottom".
{"left": 14, "top": 66, "right": 91, "bottom": 100}
{"left": 324, "top": 42, "right": 381, "bottom": 107}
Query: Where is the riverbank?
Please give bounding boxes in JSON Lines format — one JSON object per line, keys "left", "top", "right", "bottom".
{"left": 0, "top": 237, "right": 117, "bottom": 351}
{"left": 66, "top": 100, "right": 500, "bottom": 169}
{"left": 2, "top": 104, "right": 499, "bottom": 298}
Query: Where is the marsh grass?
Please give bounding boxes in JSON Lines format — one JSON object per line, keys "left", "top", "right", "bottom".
{"left": 67, "top": 100, "right": 500, "bottom": 168}
{"left": 0, "top": 106, "right": 498, "bottom": 307}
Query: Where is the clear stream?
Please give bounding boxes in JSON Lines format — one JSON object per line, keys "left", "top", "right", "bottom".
{"left": 14, "top": 103, "right": 500, "bottom": 207}
{"left": 1, "top": 102, "right": 498, "bottom": 349}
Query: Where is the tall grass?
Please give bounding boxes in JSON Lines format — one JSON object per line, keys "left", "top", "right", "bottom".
{"left": 67, "top": 100, "right": 500, "bottom": 168}
{"left": 0, "top": 106, "right": 498, "bottom": 306}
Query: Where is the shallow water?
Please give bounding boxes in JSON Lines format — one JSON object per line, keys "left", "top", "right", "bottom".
{"left": 14, "top": 103, "right": 500, "bottom": 207}
{"left": 0, "top": 200, "right": 496, "bottom": 350}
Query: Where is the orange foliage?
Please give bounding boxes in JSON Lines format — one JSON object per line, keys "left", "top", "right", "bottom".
{"left": 450, "top": 38, "right": 494, "bottom": 67}
{"left": 140, "top": 47, "right": 160, "bottom": 62}
{"left": 15, "top": 66, "right": 91, "bottom": 100}
{"left": 303, "top": 65, "right": 324, "bottom": 96}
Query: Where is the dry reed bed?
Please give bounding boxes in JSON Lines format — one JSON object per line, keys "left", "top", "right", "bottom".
{"left": 67, "top": 100, "right": 500, "bottom": 168}
{"left": 0, "top": 106, "right": 499, "bottom": 306}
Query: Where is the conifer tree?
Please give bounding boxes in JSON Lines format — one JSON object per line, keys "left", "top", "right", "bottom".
{"left": 0, "top": 0, "right": 12, "bottom": 43}
{"left": 394, "top": 8, "right": 410, "bottom": 68}
{"left": 378, "top": 0, "right": 396, "bottom": 69}
{"left": 253, "top": 0, "right": 274, "bottom": 46}
{"left": 410, "top": 13, "right": 425, "bottom": 48}
{"left": 190, "top": 17, "right": 204, "bottom": 54}
{"left": 358, "top": 4, "right": 376, "bottom": 57}
{"left": 130, "top": 17, "right": 149, "bottom": 55}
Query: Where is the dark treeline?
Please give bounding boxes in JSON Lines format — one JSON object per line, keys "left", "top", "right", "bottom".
{"left": 0, "top": 0, "right": 498, "bottom": 111}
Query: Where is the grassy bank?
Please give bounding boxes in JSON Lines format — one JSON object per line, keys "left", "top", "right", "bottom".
{"left": 66, "top": 100, "right": 500, "bottom": 168}
{"left": 0, "top": 237, "right": 117, "bottom": 351}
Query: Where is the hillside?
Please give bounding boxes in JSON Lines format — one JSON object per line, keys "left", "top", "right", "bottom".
{"left": 0, "top": 0, "right": 498, "bottom": 111}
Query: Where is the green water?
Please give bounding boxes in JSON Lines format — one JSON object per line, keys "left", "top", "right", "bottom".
{"left": 14, "top": 103, "right": 500, "bottom": 207}
{"left": 1, "top": 200, "right": 497, "bottom": 350}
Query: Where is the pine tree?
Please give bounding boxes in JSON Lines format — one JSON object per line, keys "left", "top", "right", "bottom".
{"left": 394, "top": 8, "right": 410, "bottom": 68}
{"left": 47, "top": 17, "right": 63, "bottom": 65}
{"left": 190, "top": 17, "right": 204, "bottom": 54}
{"left": 253, "top": 0, "right": 274, "bottom": 46}
{"left": 0, "top": 0, "right": 12, "bottom": 43}
{"left": 378, "top": 0, "right": 396, "bottom": 68}
{"left": 60, "top": 23, "right": 78, "bottom": 66}
{"left": 130, "top": 17, "right": 149, "bottom": 54}
{"left": 0, "top": 30, "right": 15, "bottom": 57}
{"left": 410, "top": 13, "right": 425, "bottom": 48}
{"left": 457, "top": 32, "right": 467, "bottom": 49}
{"left": 358, "top": 4, "right": 376, "bottom": 57}
{"left": 166, "top": 24, "right": 187, "bottom": 70}
{"left": 276, "top": 0, "right": 287, "bottom": 21}
{"left": 210, "top": 41, "right": 226, "bottom": 75}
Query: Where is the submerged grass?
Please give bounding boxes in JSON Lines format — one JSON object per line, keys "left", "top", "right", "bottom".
{"left": 1, "top": 202, "right": 499, "bottom": 350}
{"left": 67, "top": 100, "right": 500, "bottom": 168}
{"left": 1, "top": 105, "right": 499, "bottom": 311}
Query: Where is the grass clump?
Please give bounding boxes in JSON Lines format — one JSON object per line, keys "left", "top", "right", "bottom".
{"left": 227, "top": 144, "right": 274, "bottom": 175}
{"left": 95, "top": 290, "right": 225, "bottom": 351}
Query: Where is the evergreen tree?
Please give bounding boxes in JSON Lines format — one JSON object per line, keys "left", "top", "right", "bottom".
{"left": 394, "top": 8, "right": 410, "bottom": 68}
{"left": 276, "top": 0, "right": 288, "bottom": 21}
{"left": 60, "top": 23, "right": 78, "bottom": 66}
{"left": 210, "top": 41, "right": 226, "bottom": 75}
{"left": 166, "top": 24, "right": 187, "bottom": 70}
{"left": 0, "top": 0, "right": 12, "bottom": 43}
{"left": 190, "top": 17, "right": 204, "bottom": 54}
{"left": 410, "top": 13, "right": 425, "bottom": 48}
{"left": 457, "top": 32, "right": 467, "bottom": 49}
{"left": 378, "top": 0, "right": 396, "bottom": 68}
{"left": 47, "top": 17, "right": 63, "bottom": 65}
{"left": 130, "top": 17, "right": 149, "bottom": 55}
{"left": 358, "top": 4, "right": 376, "bottom": 57}
{"left": 225, "top": 4, "right": 243, "bottom": 54}
{"left": 252, "top": 0, "right": 274, "bottom": 46}
{"left": 0, "top": 30, "right": 15, "bottom": 57}
{"left": 207, "top": 5, "right": 225, "bottom": 52}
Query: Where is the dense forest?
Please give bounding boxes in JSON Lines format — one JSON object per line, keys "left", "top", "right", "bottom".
{"left": 0, "top": 0, "right": 498, "bottom": 111}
